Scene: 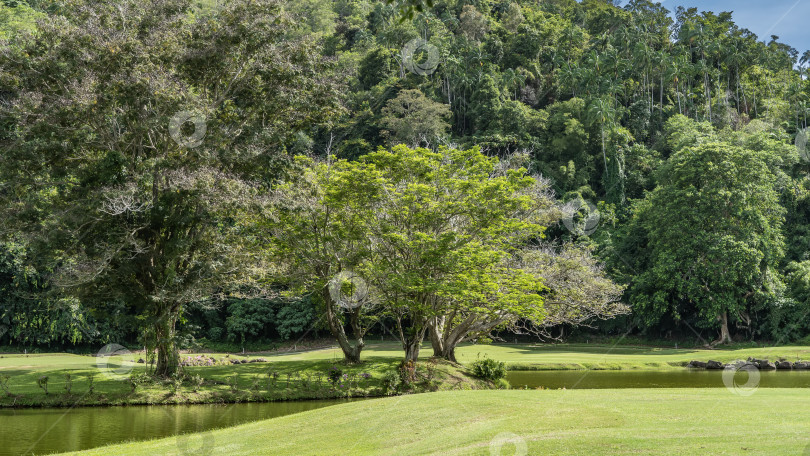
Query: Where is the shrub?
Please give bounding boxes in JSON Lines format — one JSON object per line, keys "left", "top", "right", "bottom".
{"left": 227, "top": 375, "right": 239, "bottom": 392}
{"left": 190, "top": 374, "right": 205, "bottom": 392}
{"left": 380, "top": 370, "right": 400, "bottom": 395}
{"left": 495, "top": 378, "right": 511, "bottom": 390}
{"left": 250, "top": 375, "right": 262, "bottom": 392}
{"left": 37, "top": 375, "right": 49, "bottom": 395}
{"left": 398, "top": 360, "right": 416, "bottom": 385}
{"left": 327, "top": 366, "right": 342, "bottom": 385}
{"left": 470, "top": 357, "right": 506, "bottom": 381}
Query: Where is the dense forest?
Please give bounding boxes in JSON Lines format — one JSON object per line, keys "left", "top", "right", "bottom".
{"left": 2, "top": 0, "right": 810, "bottom": 365}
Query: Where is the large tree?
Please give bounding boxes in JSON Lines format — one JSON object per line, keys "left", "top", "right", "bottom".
{"left": 260, "top": 156, "right": 383, "bottom": 363}
{"left": 0, "top": 0, "right": 337, "bottom": 375}
{"left": 629, "top": 132, "right": 789, "bottom": 344}
{"left": 355, "top": 145, "right": 548, "bottom": 361}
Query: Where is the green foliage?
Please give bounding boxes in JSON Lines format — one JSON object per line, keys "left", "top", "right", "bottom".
{"left": 5, "top": 0, "right": 810, "bottom": 349}
{"left": 36, "top": 375, "right": 48, "bottom": 395}
{"left": 0, "top": 0, "right": 338, "bottom": 372}
{"left": 327, "top": 366, "right": 343, "bottom": 385}
{"left": 470, "top": 357, "right": 507, "bottom": 381}
{"left": 225, "top": 299, "right": 275, "bottom": 345}
{"left": 625, "top": 129, "right": 786, "bottom": 338}
{"left": 380, "top": 370, "right": 401, "bottom": 395}
{"left": 380, "top": 89, "right": 451, "bottom": 146}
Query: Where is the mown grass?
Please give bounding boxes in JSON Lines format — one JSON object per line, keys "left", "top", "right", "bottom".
{"left": 60, "top": 388, "right": 810, "bottom": 455}
{"left": 452, "top": 342, "right": 810, "bottom": 370}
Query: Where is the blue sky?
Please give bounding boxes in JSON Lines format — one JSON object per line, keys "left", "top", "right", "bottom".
{"left": 619, "top": 0, "right": 810, "bottom": 52}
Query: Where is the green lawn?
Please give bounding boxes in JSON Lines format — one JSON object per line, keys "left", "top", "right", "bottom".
{"left": 257, "top": 340, "right": 810, "bottom": 369}
{"left": 3, "top": 342, "right": 810, "bottom": 406}
{"left": 451, "top": 342, "right": 810, "bottom": 369}
{"left": 60, "top": 388, "right": 810, "bottom": 455}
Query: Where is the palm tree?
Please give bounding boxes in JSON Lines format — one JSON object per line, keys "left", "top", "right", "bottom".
{"left": 587, "top": 97, "right": 617, "bottom": 178}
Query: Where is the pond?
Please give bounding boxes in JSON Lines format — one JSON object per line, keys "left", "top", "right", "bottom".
{"left": 506, "top": 369, "right": 810, "bottom": 389}
{"left": 0, "top": 399, "right": 362, "bottom": 456}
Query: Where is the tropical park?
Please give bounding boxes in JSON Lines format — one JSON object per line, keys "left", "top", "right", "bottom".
{"left": 2, "top": 0, "right": 810, "bottom": 454}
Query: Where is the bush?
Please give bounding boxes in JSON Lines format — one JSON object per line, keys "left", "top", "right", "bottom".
{"left": 37, "top": 375, "right": 49, "bottom": 395}
{"left": 495, "top": 378, "right": 511, "bottom": 390}
{"left": 327, "top": 366, "right": 342, "bottom": 385}
{"left": 380, "top": 370, "right": 400, "bottom": 395}
{"left": 470, "top": 357, "right": 506, "bottom": 381}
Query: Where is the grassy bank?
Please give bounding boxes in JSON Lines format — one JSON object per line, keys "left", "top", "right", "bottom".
{"left": 61, "top": 388, "right": 810, "bottom": 455}
{"left": 3, "top": 341, "right": 810, "bottom": 407}
{"left": 0, "top": 348, "right": 495, "bottom": 408}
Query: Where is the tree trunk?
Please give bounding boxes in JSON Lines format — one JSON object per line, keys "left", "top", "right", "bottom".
{"left": 322, "top": 286, "right": 364, "bottom": 363}
{"left": 442, "top": 345, "right": 458, "bottom": 363}
{"left": 712, "top": 311, "right": 732, "bottom": 345}
{"left": 154, "top": 309, "right": 180, "bottom": 377}
{"left": 400, "top": 320, "right": 427, "bottom": 362}
{"left": 404, "top": 337, "right": 422, "bottom": 362}
{"left": 428, "top": 318, "right": 444, "bottom": 358}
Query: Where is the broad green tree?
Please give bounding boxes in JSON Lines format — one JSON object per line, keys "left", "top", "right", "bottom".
{"left": 0, "top": 0, "right": 337, "bottom": 375}
{"left": 260, "top": 156, "right": 383, "bottom": 363}
{"left": 630, "top": 139, "right": 786, "bottom": 344}
{"left": 380, "top": 89, "right": 451, "bottom": 148}
{"left": 356, "top": 145, "right": 547, "bottom": 361}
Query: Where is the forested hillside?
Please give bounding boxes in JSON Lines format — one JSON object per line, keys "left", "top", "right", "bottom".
{"left": 2, "top": 0, "right": 810, "bottom": 353}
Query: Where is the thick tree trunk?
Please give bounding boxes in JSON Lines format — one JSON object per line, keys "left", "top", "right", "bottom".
{"left": 400, "top": 319, "right": 427, "bottom": 362}
{"left": 443, "top": 346, "right": 458, "bottom": 363}
{"left": 712, "top": 311, "right": 732, "bottom": 345}
{"left": 429, "top": 317, "right": 445, "bottom": 357}
{"left": 322, "top": 286, "right": 364, "bottom": 363}
{"left": 154, "top": 309, "right": 180, "bottom": 377}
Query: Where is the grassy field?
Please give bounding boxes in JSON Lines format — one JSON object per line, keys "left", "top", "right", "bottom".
{"left": 451, "top": 342, "right": 810, "bottom": 369}
{"left": 3, "top": 341, "right": 810, "bottom": 406}
{"left": 250, "top": 340, "right": 810, "bottom": 369}
{"left": 59, "top": 388, "right": 810, "bottom": 455}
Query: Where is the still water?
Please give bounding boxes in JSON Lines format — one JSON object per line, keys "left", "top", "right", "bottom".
{"left": 506, "top": 369, "right": 810, "bottom": 389}
{"left": 0, "top": 399, "right": 360, "bottom": 456}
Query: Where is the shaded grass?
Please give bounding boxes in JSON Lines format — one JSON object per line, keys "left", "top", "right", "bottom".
{"left": 61, "top": 388, "right": 810, "bottom": 455}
